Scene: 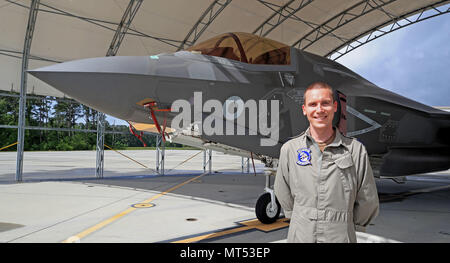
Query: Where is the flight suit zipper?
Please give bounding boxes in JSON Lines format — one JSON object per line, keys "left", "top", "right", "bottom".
{"left": 311, "top": 141, "right": 322, "bottom": 243}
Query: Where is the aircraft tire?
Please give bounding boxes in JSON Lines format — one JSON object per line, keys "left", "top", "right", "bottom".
{"left": 255, "top": 192, "right": 281, "bottom": 224}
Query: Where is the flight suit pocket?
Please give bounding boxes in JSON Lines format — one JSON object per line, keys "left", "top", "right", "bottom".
{"left": 334, "top": 153, "right": 354, "bottom": 170}
{"left": 334, "top": 154, "right": 354, "bottom": 195}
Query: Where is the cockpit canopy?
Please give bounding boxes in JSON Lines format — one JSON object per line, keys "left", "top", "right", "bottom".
{"left": 186, "top": 32, "right": 291, "bottom": 65}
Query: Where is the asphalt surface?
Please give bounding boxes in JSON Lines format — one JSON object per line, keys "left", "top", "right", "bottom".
{"left": 0, "top": 150, "right": 449, "bottom": 243}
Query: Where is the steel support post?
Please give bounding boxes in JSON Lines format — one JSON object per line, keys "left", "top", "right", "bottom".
{"left": 16, "top": 0, "right": 40, "bottom": 182}
{"left": 203, "top": 149, "right": 212, "bottom": 174}
{"left": 94, "top": 0, "right": 144, "bottom": 178}
{"left": 156, "top": 135, "right": 165, "bottom": 175}
{"left": 241, "top": 156, "right": 250, "bottom": 173}
{"left": 95, "top": 112, "right": 105, "bottom": 178}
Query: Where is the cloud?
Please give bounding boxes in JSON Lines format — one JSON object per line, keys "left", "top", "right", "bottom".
{"left": 336, "top": 24, "right": 407, "bottom": 71}
{"left": 336, "top": 14, "right": 450, "bottom": 107}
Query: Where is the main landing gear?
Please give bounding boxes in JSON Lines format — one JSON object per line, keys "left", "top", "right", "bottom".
{"left": 255, "top": 160, "right": 281, "bottom": 224}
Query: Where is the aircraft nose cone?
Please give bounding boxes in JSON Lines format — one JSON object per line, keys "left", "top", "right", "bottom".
{"left": 29, "top": 56, "right": 158, "bottom": 120}
{"left": 29, "top": 56, "right": 152, "bottom": 76}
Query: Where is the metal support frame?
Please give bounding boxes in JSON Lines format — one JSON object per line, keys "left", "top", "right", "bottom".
{"left": 0, "top": 48, "right": 61, "bottom": 63}
{"left": 291, "top": 0, "right": 398, "bottom": 50}
{"left": 95, "top": 112, "right": 105, "bottom": 178}
{"left": 253, "top": 0, "right": 313, "bottom": 37}
{"left": 255, "top": 0, "right": 333, "bottom": 43}
{"left": 177, "top": 0, "right": 231, "bottom": 51}
{"left": 15, "top": 0, "right": 40, "bottom": 182}
{"left": 203, "top": 149, "right": 212, "bottom": 174}
{"left": 156, "top": 134, "right": 165, "bottom": 175}
{"left": 326, "top": 1, "right": 450, "bottom": 60}
{"left": 1, "top": 91, "right": 85, "bottom": 105}
{"left": 6, "top": 0, "right": 182, "bottom": 49}
{"left": 241, "top": 156, "right": 250, "bottom": 173}
{"left": 6, "top": 0, "right": 449, "bottom": 183}
{"left": 95, "top": 0, "right": 144, "bottom": 179}
{"left": 1, "top": 124, "right": 128, "bottom": 134}
{"left": 106, "top": 0, "right": 143, "bottom": 57}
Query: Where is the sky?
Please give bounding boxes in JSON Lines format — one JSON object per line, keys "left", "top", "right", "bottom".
{"left": 107, "top": 12, "right": 450, "bottom": 125}
{"left": 336, "top": 12, "right": 450, "bottom": 107}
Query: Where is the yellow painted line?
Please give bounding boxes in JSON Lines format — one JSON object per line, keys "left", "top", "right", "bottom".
{"left": 63, "top": 172, "right": 208, "bottom": 243}
{"left": 0, "top": 142, "right": 18, "bottom": 151}
{"left": 63, "top": 207, "right": 137, "bottom": 243}
{"left": 172, "top": 218, "right": 290, "bottom": 243}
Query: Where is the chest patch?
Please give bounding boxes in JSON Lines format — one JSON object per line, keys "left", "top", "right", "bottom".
{"left": 296, "top": 148, "right": 312, "bottom": 166}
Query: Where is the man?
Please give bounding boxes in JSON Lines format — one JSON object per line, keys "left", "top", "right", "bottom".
{"left": 274, "top": 81, "right": 379, "bottom": 243}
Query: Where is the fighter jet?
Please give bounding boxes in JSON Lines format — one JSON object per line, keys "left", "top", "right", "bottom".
{"left": 29, "top": 32, "right": 450, "bottom": 223}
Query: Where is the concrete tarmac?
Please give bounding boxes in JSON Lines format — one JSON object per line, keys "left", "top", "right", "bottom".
{"left": 0, "top": 150, "right": 449, "bottom": 243}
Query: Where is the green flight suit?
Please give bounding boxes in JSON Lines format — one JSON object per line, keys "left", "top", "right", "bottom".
{"left": 274, "top": 128, "right": 379, "bottom": 243}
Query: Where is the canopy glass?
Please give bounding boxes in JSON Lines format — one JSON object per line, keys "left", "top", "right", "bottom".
{"left": 187, "top": 32, "right": 291, "bottom": 65}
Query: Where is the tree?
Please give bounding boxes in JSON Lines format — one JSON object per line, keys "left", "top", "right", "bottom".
{"left": 52, "top": 100, "right": 82, "bottom": 136}
{"left": 30, "top": 96, "right": 52, "bottom": 144}
{"left": 0, "top": 93, "right": 19, "bottom": 150}
{"left": 0, "top": 94, "right": 189, "bottom": 151}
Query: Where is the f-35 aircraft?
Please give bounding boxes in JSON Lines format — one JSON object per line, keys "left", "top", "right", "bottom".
{"left": 30, "top": 32, "right": 450, "bottom": 223}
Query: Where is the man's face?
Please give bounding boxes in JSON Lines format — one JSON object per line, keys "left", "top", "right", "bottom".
{"left": 302, "top": 87, "right": 338, "bottom": 130}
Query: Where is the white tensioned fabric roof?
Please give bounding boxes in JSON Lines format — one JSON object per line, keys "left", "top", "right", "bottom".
{"left": 0, "top": 0, "right": 449, "bottom": 98}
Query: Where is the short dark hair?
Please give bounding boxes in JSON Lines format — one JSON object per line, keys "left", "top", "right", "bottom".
{"left": 303, "top": 81, "right": 334, "bottom": 104}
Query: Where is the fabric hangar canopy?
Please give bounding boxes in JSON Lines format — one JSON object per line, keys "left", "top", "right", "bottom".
{"left": 0, "top": 0, "right": 449, "bottom": 98}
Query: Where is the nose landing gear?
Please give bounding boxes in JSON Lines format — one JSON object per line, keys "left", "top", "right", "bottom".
{"left": 255, "top": 165, "right": 281, "bottom": 224}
